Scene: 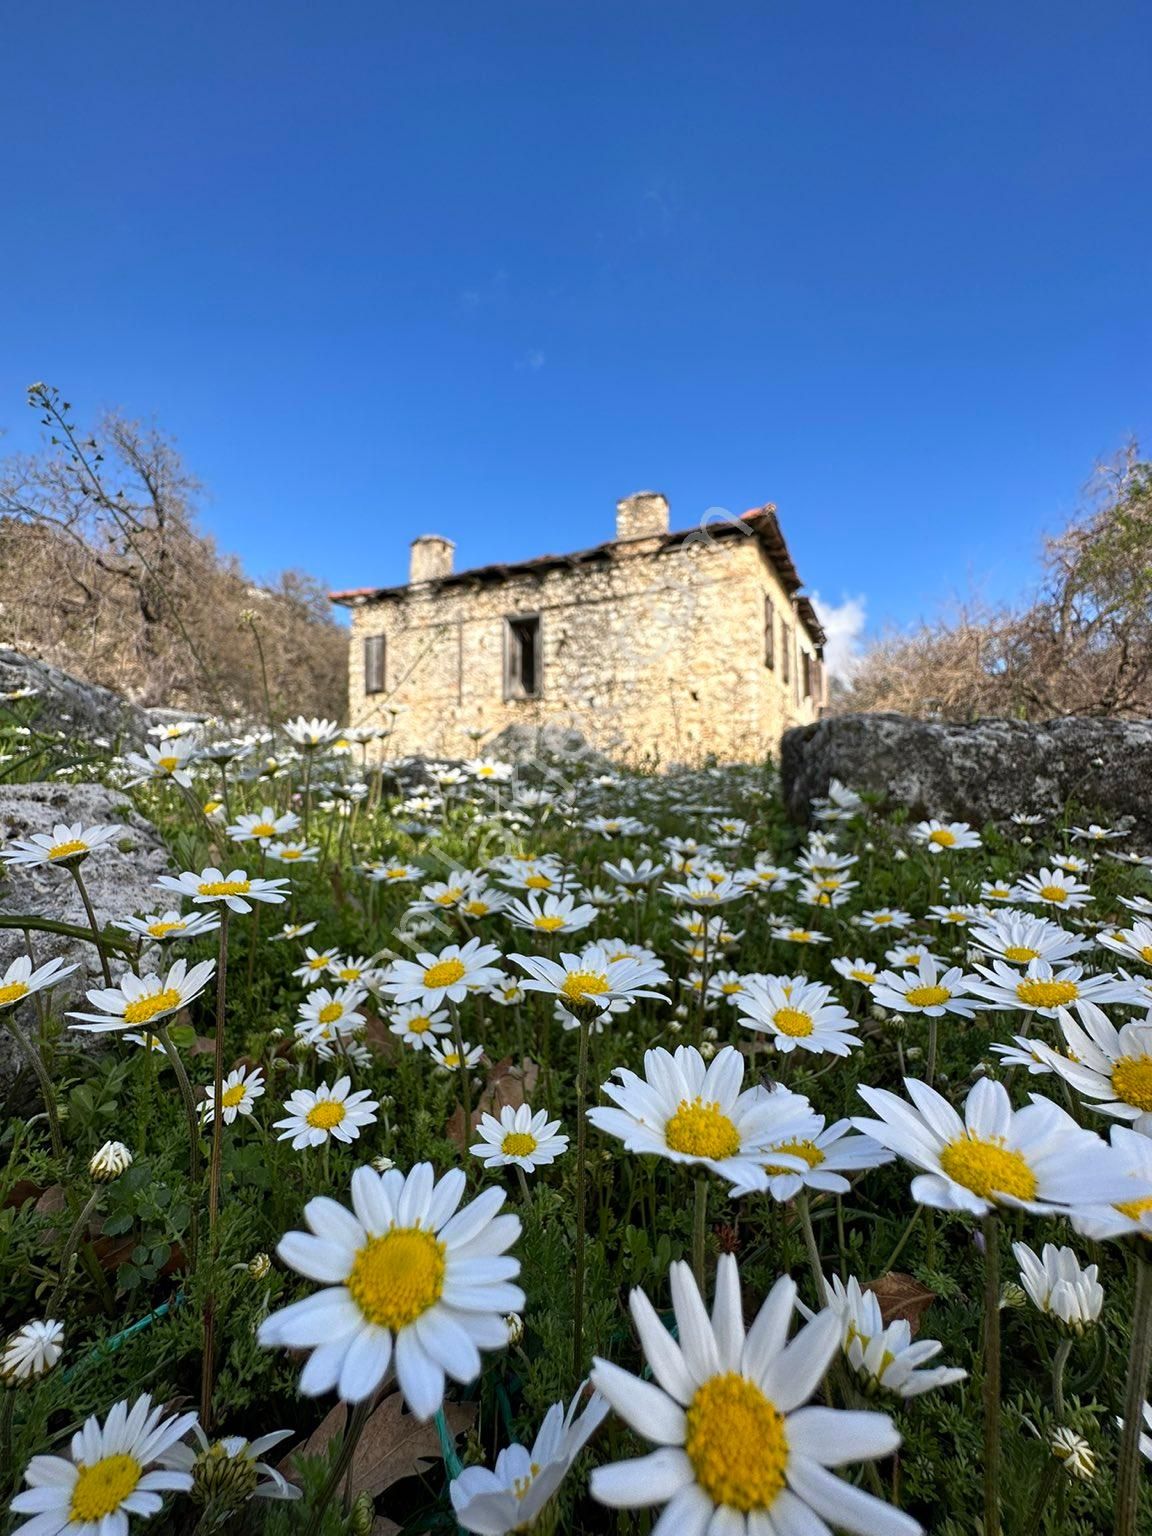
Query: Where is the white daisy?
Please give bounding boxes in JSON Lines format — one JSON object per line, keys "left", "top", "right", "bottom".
{"left": 967, "top": 910, "right": 1090, "bottom": 965}
{"left": 1030, "top": 1001, "right": 1152, "bottom": 1134}
{"left": 68, "top": 957, "right": 215, "bottom": 1033}
{"left": 505, "top": 892, "right": 597, "bottom": 935}
{"left": 282, "top": 716, "right": 343, "bottom": 749}
{"left": 911, "top": 819, "right": 982, "bottom": 853}
{"left": 736, "top": 976, "right": 861, "bottom": 1056}
{"left": 380, "top": 938, "right": 505, "bottom": 1009}
{"left": 225, "top": 807, "right": 300, "bottom": 845}
{"left": 967, "top": 959, "right": 1144, "bottom": 1018}
{"left": 155, "top": 866, "right": 288, "bottom": 915}
{"left": 266, "top": 841, "right": 320, "bottom": 864}
{"left": 157, "top": 1426, "right": 300, "bottom": 1502}
{"left": 429, "top": 1039, "right": 484, "bottom": 1072}
{"left": 257, "top": 1162, "right": 523, "bottom": 1415}
{"left": 831, "top": 957, "right": 881, "bottom": 986}
{"left": 770, "top": 924, "right": 830, "bottom": 945}
{"left": 590, "top": 1257, "right": 918, "bottom": 1536}
{"left": 9, "top": 1393, "right": 198, "bottom": 1536}
{"left": 292, "top": 947, "right": 341, "bottom": 984}
{"left": 1071, "top": 1126, "right": 1152, "bottom": 1241}
{"left": 202, "top": 1066, "right": 265, "bottom": 1126}
{"left": 1, "top": 821, "right": 121, "bottom": 869}
{"left": 603, "top": 857, "right": 665, "bottom": 886}
{"left": 856, "top": 908, "right": 913, "bottom": 932}
{"left": 1, "top": 1319, "right": 64, "bottom": 1382}
{"left": 1098, "top": 921, "right": 1152, "bottom": 968}
{"left": 124, "top": 737, "right": 198, "bottom": 787}
{"left": 269, "top": 921, "right": 318, "bottom": 943}
{"left": 274, "top": 1077, "right": 379, "bottom": 1150}
{"left": 0, "top": 954, "right": 78, "bottom": 1012}
{"left": 509, "top": 945, "right": 668, "bottom": 1015}
{"left": 853, "top": 1076, "right": 1128, "bottom": 1218}
{"left": 1012, "top": 1242, "right": 1103, "bottom": 1334}
{"left": 297, "top": 986, "right": 368, "bottom": 1042}
{"left": 870, "top": 956, "right": 979, "bottom": 1019}
{"left": 729, "top": 1105, "right": 895, "bottom": 1201}
{"left": 469, "top": 1105, "right": 569, "bottom": 1172}
{"left": 389, "top": 1003, "right": 452, "bottom": 1050}
{"left": 114, "top": 910, "right": 220, "bottom": 943}
{"left": 587, "top": 1045, "right": 813, "bottom": 1194}
{"left": 1012, "top": 867, "right": 1092, "bottom": 910}
{"left": 820, "top": 1275, "right": 967, "bottom": 1400}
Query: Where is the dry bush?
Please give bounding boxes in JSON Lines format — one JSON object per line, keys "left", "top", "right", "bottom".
{"left": 0, "top": 386, "right": 346, "bottom": 720}
{"left": 842, "top": 445, "right": 1152, "bottom": 720}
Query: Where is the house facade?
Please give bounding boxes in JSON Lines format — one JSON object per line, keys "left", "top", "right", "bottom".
{"left": 331, "top": 493, "right": 826, "bottom": 765}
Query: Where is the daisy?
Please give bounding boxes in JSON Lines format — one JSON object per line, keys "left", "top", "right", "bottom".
{"left": 90, "top": 1141, "right": 134, "bottom": 1180}
{"left": 124, "top": 737, "right": 198, "bottom": 787}
{"left": 155, "top": 866, "right": 288, "bottom": 915}
{"left": 1072, "top": 823, "right": 1122, "bottom": 842}
{"left": 979, "top": 880, "right": 1017, "bottom": 903}
{"left": 1052, "top": 1427, "right": 1097, "bottom": 1480}
{"left": 884, "top": 942, "right": 937, "bottom": 969}
{"left": 1098, "top": 921, "right": 1152, "bottom": 967}
{"left": 1120, "top": 895, "right": 1152, "bottom": 918}
{"left": 226, "top": 807, "right": 300, "bottom": 845}
{"left": 293, "top": 947, "right": 341, "bottom": 983}
{"left": 202, "top": 1066, "right": 265, "bottom": 1126}
{"left": 2, "top": 821, "right": 120, "bottom": 869}
{"left": 157, "top": 1426, "right": 300, "bottom": 1503}
{"left": 451, "top": 1387, "right": 608, "bottom": 1535}
{"left": 509, "top": 945, "right": 667, "bottom": 1014}
{"left": 856, "top": 908, "right": 913, "bottom": 932}
{"left": 269, "top": 921, "right": 318, "bottom": 943}
{"left": 499, "top": 861, "right": 568, "bottom": 894}
{"left": 380, "top": 938, "right": 505, "bottom": 1009}
{"left": 912, "top": 818, "right": 982, "bottom": 853}
{"left": 297, "top": 986, "right": 368, "bottom": 1041}
{"left": 257, "top": 1162, "right": 523, "bottom": 1414}
{"left": 282, "top": 716, "right": 343, "bottom": 749}
{"left": 926, "top": 904, "right": 980, "bottom": 926}
{"left": 1012, "top": 867, "right": 1092, "bottom": 910}
{"left": 1031, "top": 1001, "right": 1152, "bottom": 1134}
{"left": 730, "top": 1106, "right": 895, "bottom": 1201}
{"left": 832, "top": 957, "right": 881, "bottom": 986}
{"left": 464, "top": 757, "right": 513, "bottom": 782}
{"left": 989, "top": 1035, "right": 1058, "bottom": 1076}
{"left": 266, "top": 841, "right": 321, "bottom": 865}
{"left": 797, "top": 877, "right": 855, "bottom": 910}
{"left": 389, "top": 1003, "right": 452, "bottom": 1050}
{"left": 853, "top": 1076, "right": 1127, "bottom": 1217}
{"left": 967, "top": 910, "right": 1090, "bottom": 965}
{"left": 9, "top": 1393, "right": 197, "bottom": 1536}
{"left": 114, "top": 910, "right": 220, "bottom": 943}
{"left": 603, "top": 856, "right": 665, "bottom": 886}
{"left": 662, "top": 875, "right": 744, "bottom": 906}
{"left": 587, "top": 1045, "right": 813, "bottom": 1194}
{"left": 328, "top": 955, "right": 385, "bottom": 988}
{"left": 707, "top": 969, "right": 750, "bottom": 1006}
{"left": 469, "top": 1105, "right": 569, "bottom": 1172}
{"left": 770, "top": 924, "right": 830, "bottom": 945}
{"left": 1, "top": 1319, "right": 64, "bottom": 1382}
{"left": 274, "top": 1077, "right": 379, "bottom": 1150}
{"left": 1012, "top": 1242, "right": 1103, "bottom": 1334}
{"left": 820, "top": 1275, "right": 967, "bottom": 1400}
{"left": 870, "top": 956, "right": 979, "bottom": 1019}
{"left": 590, "top": 1257, "right": 918, "bottom": 1536}
{"left": 0, "top": 954, "right": 77, "bottom": 1011}
{"left": 967, "top": 959, "right": 1144, "bottom": 1018}
{"left": 737, "top": 976, "right": 862, "bottom": 1056}
{"left": 505, "top": 892, "right": 597, "bottom": 935}
{"left": 736, "top": 863, "right": 798, "bottom": 893}
{"left": 429, "top": 1039, "right": 484, "bottom": 1072}
{"left": 1072, "top": 1126, "right": 1152, "bottom": 1241}
{"left": 68, "top": 957, "right": 215, "bottom": 1033}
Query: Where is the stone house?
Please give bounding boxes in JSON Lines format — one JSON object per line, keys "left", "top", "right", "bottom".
{"left": 330, "top": 493, "right": 826, "bottom": 764}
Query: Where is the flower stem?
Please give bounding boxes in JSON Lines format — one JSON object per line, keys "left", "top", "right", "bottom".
{"left": 47, "top": 1186, "right": 102, "bottom": 1312}
{"left": 797, "top": 1192, "right": 829, "bottom": 1305}
{"left": 156, "top": 1024, "right": 200, "bottom": 1271}
{"left": 68, "top": 863, "right": 113, "bottom": 987}
{"left": 572, "top": 1013, "right": 591, "bottom": 1387}
{"left": 303, "top": 1396, "right": 375, "bottom": 1536}
{"left": 982, "top": 1210, "right": 1003, "bottom": 1536}
{"left": 1115, "top": 1246, "right": 1152, "bottom": 1536}
{"left": 925, "top": 1016, "right": 938, "bottom": 1087}
{"left": 5, "top": 1008, "right": 65, "bottom": 1160}
{"left": 692, "top": 1174, "right": 708, "bottom": 1291}
{"left": 202, "top": 910, "right": 230, "bottom": 1428}
{"left": 1024, "top": 1454, "right": 1061, "bottom": 1536}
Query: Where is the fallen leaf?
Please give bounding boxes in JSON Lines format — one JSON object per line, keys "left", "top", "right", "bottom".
{"left": 865, "top": 1271, "right": 938, "bottom": 1335}
{"left": 446, "top": 1056, "right": 539, "bottom": 1146}
{"left": 280, "top": 1392, "right": 475, "bottom": 1499}
{"left": 3, "top": 1179, "right": 44, "bottom": 1210}
{"left": 372, "top": 1520, "right": 401, "bottom": 1536}
{"left": 34, "top": 1184, "right": 67, "bottom": 1215}
{"left": 363, "top": 1010, "right": 401, "bottom": 1061}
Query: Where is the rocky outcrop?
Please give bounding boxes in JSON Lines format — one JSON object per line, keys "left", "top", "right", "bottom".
{"left": 0, "top": 648, "right": 150, "bottom": 747}
{"left": 0, "top": 782, "right": 171, "bottom": 1091}
{"left": 781, "top": 712, "right": 1152, "bottom": 835}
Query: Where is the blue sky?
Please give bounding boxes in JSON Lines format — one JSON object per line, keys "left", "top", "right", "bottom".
{"left": 2, "top": 2, "right": 1149, "bottom": 668}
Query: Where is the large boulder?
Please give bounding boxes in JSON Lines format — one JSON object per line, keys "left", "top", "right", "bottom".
{"left": 780, "top": 712, "right": 1152, "bottom": 835}
{"left": 0, "top": 648, "right": 150, "bottom": 747}
{"left": 0, "top": 782, "right": 171, "bottom": 1091}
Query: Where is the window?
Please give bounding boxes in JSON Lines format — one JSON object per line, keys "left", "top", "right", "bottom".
{"left": 781, "top": 622, "right": 792, "bottom": 687}
{"left": 505, "top": 614, "right": 541, "bottom": 699}
{"left": 363, "top": 633, "right": 386, "bottom": 696}
{"left": 764, "top": 598, "right": 775, "bottom": 669}
{"left": 801, "top": 651, "right": 813, "bottom": 700}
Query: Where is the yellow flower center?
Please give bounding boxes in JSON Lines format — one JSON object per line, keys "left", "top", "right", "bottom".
{"left": 157, "top": 755, "right": 179, "bottom": 771}
{"left": 347, "top": 1227, "right": 447, "bottom": 1329}
{"left": 308, "top": 956, "right": 329, "bottom": 969}
{"left": 1141, "top": 947, "right": 1152, "bottom": 966}
{"left": 0, "top": 981, "right": 30, "bottom": 1007}
{"left": 70, "top": 1454, "right": 142, "bottom": 1522}
{"left": 720, "top": 981, "right": 743, "bottom": 994}
{"left": 871, "top": 915, "right": 893, "bottom": 925}
{"left": 904, "top": 984, "right": 950, "bottom": 1008}
{"left": 198, "top": 879, "right": 251, "bottom": 897}
{"left": 929, "top": 828, "right": 956, "bottom": 847}
{"left": 306, "top": 1099, "right": 347, "bottom": 1130}
{"left": 318, "top": 1001, "right": 343, "bottom": 1024}
{"left": 1003, "top": 946, "right": 1040, "bottom": 963}
{"left": 1111, "top": 1056, "right": 1152, "bottom": 1112}
{"left": 501, "top": 1132, "right": 538, "bottom": 1158}
{"left": 938, "top": 1133, "right": 1038, "bottom": 1202}
{"left": 280, "top": 848, "right": 303, "bottom": 859}
{"left": 786, "top": 931, "right": 811, "bottom": 942}
{"left": 122, "top": 988, "right": 183, "bottom": 1024}
{"left": 665, "top": 1098, "right": 742, "bottom": 1160}
{"left": 338, "top": 967, "right": 361, "bottom": 981}
{"left": 1015, "top": 979, "right": 1079, "bottom": 1009}
{"left": 408, "top": 1015, "right": 432, "bottom": 1034}
{"left": 512, "top": 1463, "right": 542, "bottom": 1501}
{"left": 464, "top": 901, "right": 490, "bottom": 916}
{"left": 251, "top": 822, "right": 277, "bottom": 837}
{"left": 386, "top": 867, "right": 409, "bottom": 879}
{"left": 561, "top": 970, "right": 610, "bottom": 1001}
{"left": 684, "top": 1372, "right": 788, "bottom": 1512}
{"left": 533, "top": 915, "right": 567, "bottom": 931}
{"left": 221, "top": 1081, "right": 247, "bottom": 1108}
{"left": 1115, "top": 1193, "right": 1152, "bottom": 1223}
{"left": 147, "top": 921, "right": 185, "bottom": 938}
{"left": 423, "top": 958, "right": 467, "bottom": 989}
{"left": 525, "top": 874, "right": 553, "bottom": 890}
{"left": 47, "top": 838, "right": 88, "bottom": 860}
{"left": 1039, "top": 885, "right": 1068, "bottom": 903}
{"left": 764, "top": 1138, "right": 825, "bottom": 1175}
{"left": 435, "top": 889, "right": 464, "bottom": 906}
{"left": 851, "top": 968, "right": 875, "bottom": 982}
{"left": 773, "top": 1007, "right": 814, "bottom": 1037}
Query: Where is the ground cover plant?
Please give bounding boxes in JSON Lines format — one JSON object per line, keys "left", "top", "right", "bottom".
{"left": 2, "top": 699, "right": 1152, "bottom": 1534}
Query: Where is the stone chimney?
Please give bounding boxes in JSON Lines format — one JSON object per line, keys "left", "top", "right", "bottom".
{"left": 615, "top": 491, "right": 670, "bottom": 543}
{"left": 409, "top": 534, "right": 455, "bottom": 584}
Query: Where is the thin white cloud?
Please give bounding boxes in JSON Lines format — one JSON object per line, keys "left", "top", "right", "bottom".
{"left": 810, "top": 592, "right": 867, "bottom": 684}
{"left": 516, "top": 349, "right": 546, "bottom": 372}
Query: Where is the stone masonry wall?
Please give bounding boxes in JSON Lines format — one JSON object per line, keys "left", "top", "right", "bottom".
{"left": 346, "top": 534, "right": 822, "bottom": 764}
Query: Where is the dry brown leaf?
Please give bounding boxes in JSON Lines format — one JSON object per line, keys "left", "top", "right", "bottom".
{"left": 371, "top": 1520, "right": 401, "bottom": 1536}
{"left": 3, "top": 1179, "right": 44, "bottom": 1210}
{"left": 280, "top": 1393, "right": 475, "bottom": 1499}
{"left": 187, "top": 1035, "right": 217, "bottom": 1057}
{"left": 446, "top": 1056, "right": 539, "bottom": 1146}
{"left": 33, "top": 1184, "right": 67, "bottom": 1215}
{"left": 865, "top": 1271, "right": 938, "bottom": 1335}
{"left": 363, "top": 1011, "right": 402, "bottom": 1061}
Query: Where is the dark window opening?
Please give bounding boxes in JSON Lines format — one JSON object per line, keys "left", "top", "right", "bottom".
{"left": 781, "top": 622, "right": 792, "bottom": 687}
{"left": 764, "top": 598, "right": 775, "bottom": 669}
{"left": 802, "top": 651, "right": 813, "bottom": 700}
{"left": 505, "top": 615, "right": 541, "bottom": 699}
{"left": 364, "top": 634, "right": 386, "bottom": 695}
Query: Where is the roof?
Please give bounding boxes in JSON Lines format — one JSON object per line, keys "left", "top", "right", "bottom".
{"left": 330, "top": 502, "right": 826, "bottom": 646}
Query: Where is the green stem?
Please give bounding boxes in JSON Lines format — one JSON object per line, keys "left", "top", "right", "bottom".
{"left": 201, "top": 910, "right": 230, "bottom": 1428}
{"left": 797, "top": 1192, "right": 829, "bottom": 1305}
{"left": 573, "top": 1013, "right": 591, "bottom": 1386}
{"left": 1115, "top": 1248, "right": 1152, "bottom": 1536}
{"left": 925, "top": 1016, "right": 938, "bottom": 1087}
{"left": 68, "top": 864, "right": 113, "bottom": 987}
{"left": 157, "top": 1024, "right": 201, "bottom": 1272}
{"left": 0, "top": 913, "right": 134, "bottom": 957}
{"left": 47, "top": 1187, "right": 102, "bottom": 1312}
{"left": 1024, "top": 1455, "right": 1061, "bottom": 1536}
{"left": 5, "top": 1007, "right": 65, "bottom": 1160}
{"left": 303, "top": 1397, "right": 374, "bottom": 1536}
{"left": 450, "top": 1002, "right": 472, "bottom": 1131}
{"left": 983, "top": 1210, "right": 1002, "bottom": 1536}
{"left": 692, "top": 1175, "right": 708, "bottom": 1291}
{"left": 880, "top": 1204, "right": 922, "bottom": 1273}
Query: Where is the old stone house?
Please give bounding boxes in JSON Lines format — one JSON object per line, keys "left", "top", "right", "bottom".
{"left": 330, "top": 493, "right": 826, "bottom": 764}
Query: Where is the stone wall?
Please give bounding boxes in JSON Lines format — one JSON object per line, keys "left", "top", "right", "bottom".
{"left": 346, "top": 534, "right": 823, "bottom": 764}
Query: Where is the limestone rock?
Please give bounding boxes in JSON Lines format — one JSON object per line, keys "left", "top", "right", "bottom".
{"left": 0, "top": 648, "right": 149, "bottom": 747}
{"left": 781, "top": 712, "right": 1152, "bottom": 835}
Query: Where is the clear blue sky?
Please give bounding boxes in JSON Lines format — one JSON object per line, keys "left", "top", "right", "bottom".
{"left": 2, "top": 2, "right": 1149, "bottom": 655}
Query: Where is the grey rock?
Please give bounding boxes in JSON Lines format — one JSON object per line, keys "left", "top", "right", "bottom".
{"left": 780, "top": 712, "right": 1152, "bottom": 835}
{"left": 0, "top": 648, "right": 149, "bottom": 748}
{"left": 485, "top": 722, "right": 613, "bottom": 774}
{"left": 0, "top": 782, "right": 171, "bottom": 1094}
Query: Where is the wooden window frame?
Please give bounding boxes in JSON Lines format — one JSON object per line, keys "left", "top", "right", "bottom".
{"left": 363, "top": 633, "right": 386, "bottom": 696}
{"left": 764, "top": 597, "right": 775, "bottom": 670}
{"left": 503, "top": 613, "right": 542, "bottom": 700}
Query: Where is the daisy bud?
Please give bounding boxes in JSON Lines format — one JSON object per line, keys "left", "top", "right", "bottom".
{"left": 89, "top": 1141, "right": 133, "bottom": 1182}
{"left": 1051, "top": 1426, "right": 1096, "bottom": 1481}
{"left": 504, "top": 1313, "right": 524, "bottom": 1345}
{"left": 192, "top": 1442, "right": 260, "bottom": 1508}
{"left": 247, "top": 1252, "right": 271, "bottom": 1280}
{"left": 349, "top": 1492, "right": 375, "bottom": 1536}
{"left": 559, "top": 995, "right": 607, "bottom": 1028}
{"left": 998, "top": 1282, "right": 1027, "bottom": 1310}
{"left": 0, "top": 1319, "right": 64, "bottom": 1382}
{"left": 371, "top": 1155, "right": 396, "bottom": 1173}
